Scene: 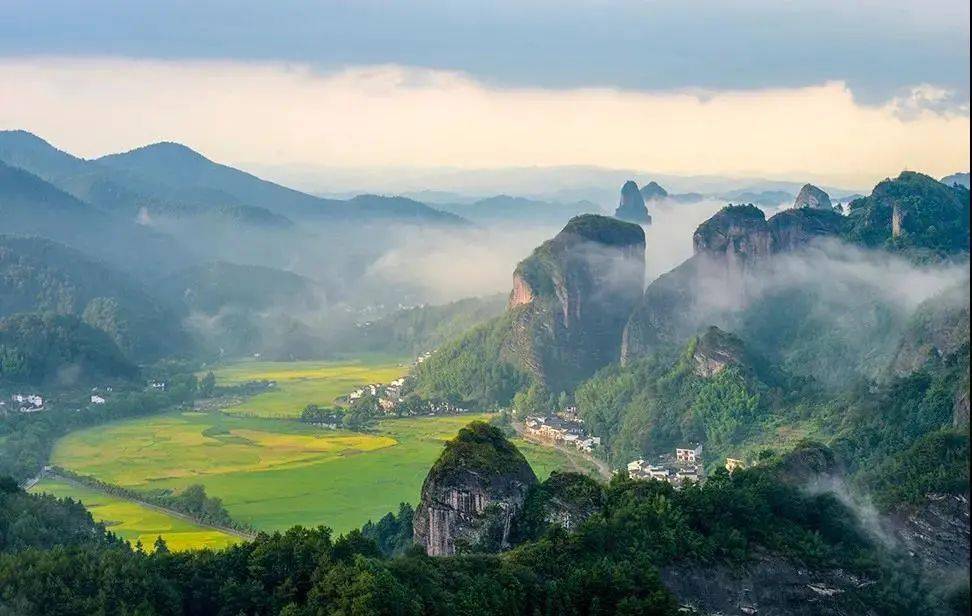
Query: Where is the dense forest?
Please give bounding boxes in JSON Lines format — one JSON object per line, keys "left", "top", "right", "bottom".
{"left": 0, "top": 437, "right": 963, "bottom": 615}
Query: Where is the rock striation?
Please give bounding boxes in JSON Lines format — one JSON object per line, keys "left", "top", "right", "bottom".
{"left": 792, "top": 184, "right": 832, "bottom": 210}
{"left": 413, "top": 422, "right": 538, "bottom": 556}
{"left": 615, "top": 180, "right": 652, "bottom": 225}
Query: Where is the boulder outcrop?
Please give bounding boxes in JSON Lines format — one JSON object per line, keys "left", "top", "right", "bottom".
{"left": 691, "top": 326, "right": 748, "bottom": 378}
{"left": 615, "top": 180, "right": 652, "bottom": 224}
{"left": 413, "top": 422, "right": 538, "bottom": 556}
{"left": 793, "top": 184, "right": 832, "bottom": 210}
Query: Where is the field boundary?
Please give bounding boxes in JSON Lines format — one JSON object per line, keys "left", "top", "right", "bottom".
{"left": 42, "top": 469, "right": 257, "bottom": 542}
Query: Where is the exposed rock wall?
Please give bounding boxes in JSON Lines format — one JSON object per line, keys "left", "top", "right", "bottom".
{"left": 414, "top": 422, "right": 538, "bottom": 556}
{"left": 509, "top": 214, "right": 646, "bottom": 393}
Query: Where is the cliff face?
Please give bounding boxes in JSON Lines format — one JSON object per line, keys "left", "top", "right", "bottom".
{"left": 692, "top": 204, "right": 773, "bottom": 265}
{"left": 793, "top": 184, "right": 832, "bottom": 210}
{"left": 768, "top": 207, "right": 847, "bottom": 252}
{"left": 413, "top": 422, "right": 538, "bottom": 556}
{"left": 510, "top": 214, "right": 646, "bottom": 393}
{"left": 615, "top": 180, "right": 652, "bottom": 224}
{"left": 622, "top": 203, "right": 850, "bottom": 363}
{"left": 662, "top": 551, "right": 878, "bottom": 616}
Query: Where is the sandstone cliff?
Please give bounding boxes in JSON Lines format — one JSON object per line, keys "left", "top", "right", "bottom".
{"left": 509, "top": 214, "right": 646, "bottom": 393}
{"left": 413, "top": 422, "right": 537, "bottom": 556}
{"left": 615, "top": 180, "right": 652, "bottom": 224}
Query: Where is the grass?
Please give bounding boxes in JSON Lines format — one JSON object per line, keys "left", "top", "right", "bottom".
{"left": 208, "top": 356, "right": 409, "bottom": 418}
{"left": 51, "top": 412, "right": 583, "bottom": 535}
{"left": 29, "top": 478, "right": 239, "bottom": 552}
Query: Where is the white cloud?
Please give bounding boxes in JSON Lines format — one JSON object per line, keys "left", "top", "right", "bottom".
{"left": 0, "top": 57, "right": 968, "bottom": 187}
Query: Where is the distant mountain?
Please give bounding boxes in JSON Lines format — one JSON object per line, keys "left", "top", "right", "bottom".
{"left": 96, "top": 141, "right": 466, "bottom": 224}
{"left": 0, "top": 161, "right": 190, "bottom": 275}
{"left": 0, "top": 131, "right": 292, "bottom": 228}
{"left": 941, "top": 172, "right": 970, "bottom": 189}
{"left": 0, "top": 131, "right": 467, "bottom": 227}
{"left": 435, "top": 195, "right": 598, "bottom": 225}
{"left": 614, "top": 181, "right": 651, "bottom": 224}
{"left": 639, "top": 181, "right": 668, "bottom": 201}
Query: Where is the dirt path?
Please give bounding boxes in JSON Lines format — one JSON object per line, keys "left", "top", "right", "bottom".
{"left": 512, "top": 421, "right": 612, "bottom": 481}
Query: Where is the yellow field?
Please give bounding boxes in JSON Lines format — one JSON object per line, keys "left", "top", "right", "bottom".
{"left": 29, "top": 478, "right": 239, "bottom": 552}
{"left": 51, "top": 412, "right": 584, "bottom": 534}
{"left": 209, "top": 357, "right": 409, "bottom": 418}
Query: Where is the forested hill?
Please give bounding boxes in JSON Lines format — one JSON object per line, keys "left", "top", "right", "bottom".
{"left": 0, "top": 313, "right": 139, "bottom": 385}
{"left": 0, "top": 235, "right": 188, "bottom": 361}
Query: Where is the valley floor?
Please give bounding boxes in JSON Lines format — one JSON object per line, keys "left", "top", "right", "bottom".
{"left": 36, "top": 355, "right": 587, "bottom": 551}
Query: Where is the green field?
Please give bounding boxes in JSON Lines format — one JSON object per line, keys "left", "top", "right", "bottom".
{"left": 209, "top": 357, "right": 409, "bottom": 418}
{"left": 51, "top": 412, "right": 579, "bottom": 535}
{"left": 29, "top": 478, "right": 240, "bottom": 552}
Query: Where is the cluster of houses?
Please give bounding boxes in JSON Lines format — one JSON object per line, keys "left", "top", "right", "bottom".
{"left": 3, "top": 393, "right": 46, "bottom": 414}
{"left": 523, "top": 410, "right": 602, "bottom": 454}
{"left": 626, "top": 443, "right": 705, "bottom": 487}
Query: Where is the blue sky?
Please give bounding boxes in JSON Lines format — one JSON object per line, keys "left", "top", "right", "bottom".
{"left": 0, "top": 1, "right": 968, "bottom": 186}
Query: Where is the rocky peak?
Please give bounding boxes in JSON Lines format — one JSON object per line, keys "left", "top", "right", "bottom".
{"left": 413, "top": 422, "right": 538, "bottom": 556}
{"left": 509, "top": 214, "right": 646, "bottom": 392}
{"left": 692, "top": 204, "right": 772, "bottom": 263}
{"left": 690, "top": 326, "right": 748, "bottom": 378}
{"left": 615, "top": 180, "right": 652, "bottom": 225}
{"left": 640, "top": 180, "right": 669, "bottom": 202}
{"left": 793, "top": 184, "right": 832, "bottom": 210}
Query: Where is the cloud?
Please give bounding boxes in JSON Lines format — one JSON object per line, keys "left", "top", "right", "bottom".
{"left": 1, "top": 1, "right": 967, "bottom": 102}
{"left": 0, "top": 57, "right": 968, "bottom": 187}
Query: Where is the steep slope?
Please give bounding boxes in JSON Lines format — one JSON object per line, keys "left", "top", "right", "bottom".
{"left": 0, "top": 235, "right": 188, "bottom": 361}
{"left": 622, "top": 178, "right": 965, "bottom": 384}
{"left": 614, "top": 180, "right": 651, "bottom": 224}
{"left": 413, "top": 421, "right": 537, "bottom": 555}
{"left": 411, "top": 215, "right": 645, "bottom": 405}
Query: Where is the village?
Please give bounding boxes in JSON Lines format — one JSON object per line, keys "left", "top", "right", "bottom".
{"left": 626, "top": 446, "right": 748, "bottom": 488}
{"left": 521, "top": 408, "right": 602, "bottom": 454}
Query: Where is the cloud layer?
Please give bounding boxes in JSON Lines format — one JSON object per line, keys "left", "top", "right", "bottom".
{"left": 0, "top": 58, "right": 968, "bottom": 187}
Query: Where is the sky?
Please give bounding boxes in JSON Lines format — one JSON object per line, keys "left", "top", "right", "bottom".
{"left": 0, "top": 1, "right": 968, "bottom": 189}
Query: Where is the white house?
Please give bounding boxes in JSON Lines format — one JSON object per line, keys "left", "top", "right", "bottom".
{"left": 90, "top": 395, "right": 106, "bottom": 405}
